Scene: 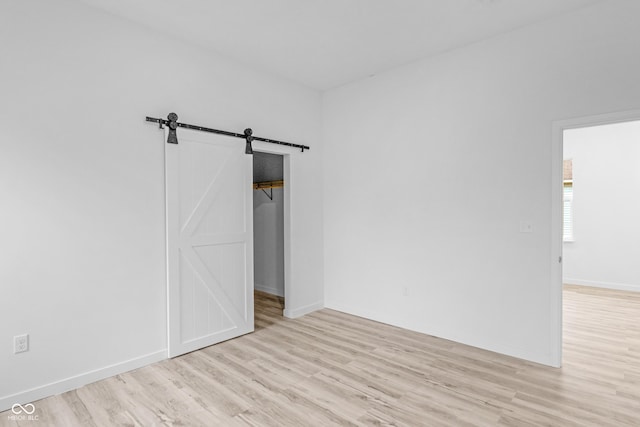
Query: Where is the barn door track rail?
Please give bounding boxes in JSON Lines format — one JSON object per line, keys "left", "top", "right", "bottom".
{"left": 146, "top": 112, "right": 310, "bottom": 154}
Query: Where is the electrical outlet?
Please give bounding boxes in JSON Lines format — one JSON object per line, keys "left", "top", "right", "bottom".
{"left": 402, "top": 286, "right": 409, "bottom": 297}
{"left": 14, "top": 334, "right": 29, "bottom": 354}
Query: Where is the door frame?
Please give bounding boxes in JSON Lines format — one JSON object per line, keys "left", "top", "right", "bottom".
{"left": 550, "top": 108, "right": 640, "bottom": 367}
{"left": 251, "top": 141, "right": 295, "bottom": 317}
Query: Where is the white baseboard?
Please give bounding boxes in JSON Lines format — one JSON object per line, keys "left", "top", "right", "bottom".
{"left": 0, "top": 350, "right": 166, "bottom": 413}
{"left": 254, "top": 283, "right": 284, "bottom": 297}
{"left": 564, "top": 278, "right": 640, "bottom": 293}
{"left": 325, "top": 300, "right": 554, "bottom": 367}
{"left": 283, "top": 300, "right": 323, "bottom": 319}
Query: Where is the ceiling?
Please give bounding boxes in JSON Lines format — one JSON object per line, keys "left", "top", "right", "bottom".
{"left": 79, "top": 0, "right": 600, "bottom": 90}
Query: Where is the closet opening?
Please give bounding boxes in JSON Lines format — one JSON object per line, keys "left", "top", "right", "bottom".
{"left": 253, "top": 152, "right": 286, "bottom": 317}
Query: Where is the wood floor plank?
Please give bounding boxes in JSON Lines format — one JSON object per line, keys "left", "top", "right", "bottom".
{"left": 1, "top": 286, "right": 639, "bottom": 426}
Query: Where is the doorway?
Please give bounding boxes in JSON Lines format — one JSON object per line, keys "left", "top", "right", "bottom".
{"left": 562, "top": 121, "right": 640, "bottom": 290}
{"left": 551, "top": 109, "right": 640, "bottom": 366}
{"left": 252, "top": 152, "right": 285, "bottom": 313}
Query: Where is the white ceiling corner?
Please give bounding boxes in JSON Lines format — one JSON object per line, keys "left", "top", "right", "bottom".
{"left": 78, "top": 0, "right": 601, "bottom": 90}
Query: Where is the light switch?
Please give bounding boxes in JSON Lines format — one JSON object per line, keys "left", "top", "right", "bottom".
{"left": 520, "top": 221, "right": 533, "bottom": 233}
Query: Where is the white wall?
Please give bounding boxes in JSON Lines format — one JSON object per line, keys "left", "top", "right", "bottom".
{"left": 254, "top": 188, "right": 285, "bottom": 297}
{"left": 0, "top": 0, "right": 323, "bottom": 410}
{"left": 322, "top": 0, "right": 640, "bottom": 366}
{"left": 563, "top": 120, "right": 640, "bottom": 292}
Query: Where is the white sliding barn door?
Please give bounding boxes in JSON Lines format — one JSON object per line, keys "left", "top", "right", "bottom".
{"left": 166, "top": 128, "right": 254, "bottom": 358}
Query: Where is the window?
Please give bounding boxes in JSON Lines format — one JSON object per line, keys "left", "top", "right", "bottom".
{"left": 563, "top": 182, "right": 573, "bottom": 241}
{"left": 563, "top": 159, "right": 573, "bottom": 242}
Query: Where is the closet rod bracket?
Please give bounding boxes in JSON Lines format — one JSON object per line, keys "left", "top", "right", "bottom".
{"left": 261, "top": 188, "right": 273, "bottom": 200}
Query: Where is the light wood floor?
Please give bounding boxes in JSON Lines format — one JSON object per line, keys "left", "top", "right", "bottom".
{"left": 2, "top": 286, "right": 639, "bottom": 426}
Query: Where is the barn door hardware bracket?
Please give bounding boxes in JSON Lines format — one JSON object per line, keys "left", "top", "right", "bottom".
{"left": 145, "top": 113, "right": 310, "bottom": 152}
{"left": 244, "top": 128, "right": 254, "bottom": 155}
{"left": 166, "top": 113, "right": 179, "bottom": 144}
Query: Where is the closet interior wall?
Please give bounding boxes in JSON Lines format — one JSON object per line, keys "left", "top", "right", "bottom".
{"left": 253, "top": 152, "right": 285, "bottom": 297}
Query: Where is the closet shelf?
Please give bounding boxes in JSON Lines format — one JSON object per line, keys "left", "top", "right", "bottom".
{"left": 253, "top": 180, "right": 284, "bottom": 190}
